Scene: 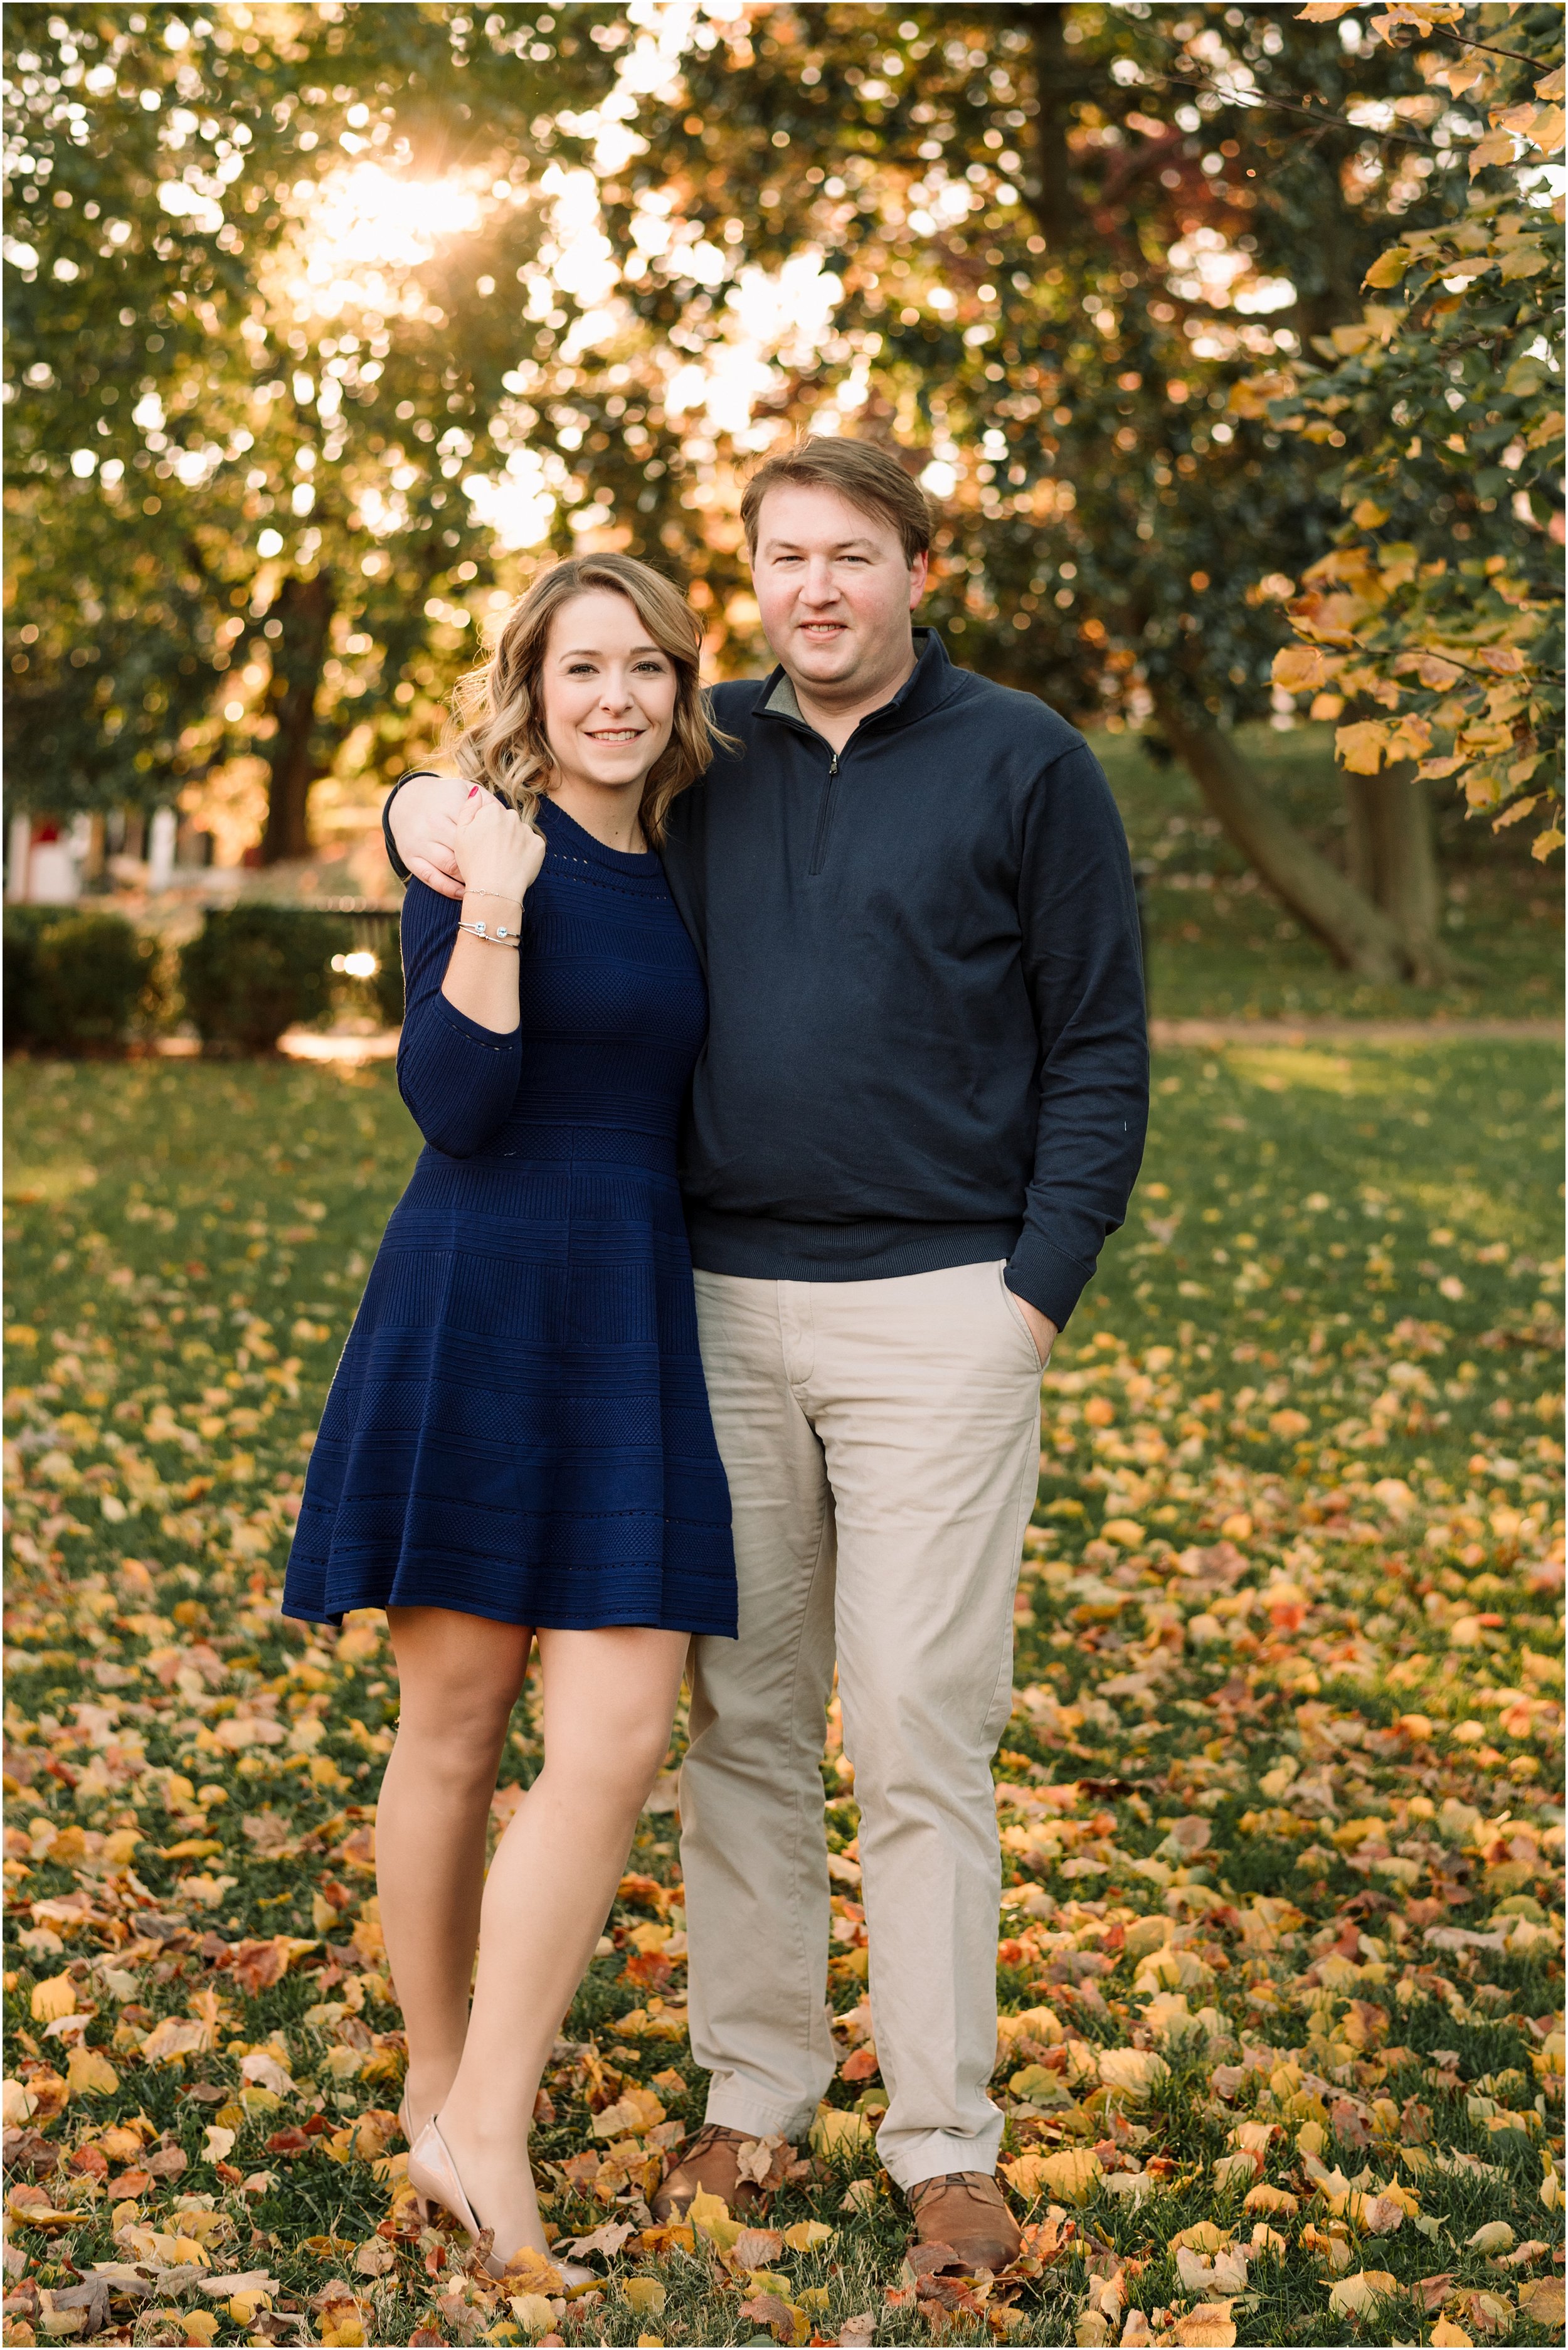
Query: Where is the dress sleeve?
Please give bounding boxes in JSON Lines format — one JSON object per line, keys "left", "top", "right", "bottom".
{"left": 382, "top": 774, "right": 415, "bottom": 881}
{"left": 395, "top": 879, "right": 522, "bottom": 1157}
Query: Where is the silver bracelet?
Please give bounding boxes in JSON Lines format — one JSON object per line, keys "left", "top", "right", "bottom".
{"left": 457, "top": 918, "right": 521, "bottom": 947}
{"left": 464, "top": 888, "right": 523, "bottom": 909}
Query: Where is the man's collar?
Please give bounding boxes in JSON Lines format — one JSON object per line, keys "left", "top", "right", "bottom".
{"left": 761, "top": 670, "right": 806, "bottom": 721}
{"left": 758, "top": 628, "right": 953, "bottom": 733}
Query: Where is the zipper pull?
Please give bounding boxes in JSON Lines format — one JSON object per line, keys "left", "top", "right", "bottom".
{"left": 829, "top": 753, "right": 839, "bottom": 775}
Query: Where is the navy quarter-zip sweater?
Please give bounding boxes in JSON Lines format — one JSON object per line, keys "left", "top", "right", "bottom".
{"left": 384, "top": 629, "right": 1148, "bottom": 1331}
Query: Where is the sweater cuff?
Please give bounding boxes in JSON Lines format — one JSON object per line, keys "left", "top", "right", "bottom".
{"left": 1004, "top": 1231, "right": 1097, "bottom": 1331}
{"left": 383, "top": 778, "right": 412, "bottom": 882}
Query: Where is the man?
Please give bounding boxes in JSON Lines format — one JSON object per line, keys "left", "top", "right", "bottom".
{"left": 384, "top": 437, "right": 1147, "bottom": 2268}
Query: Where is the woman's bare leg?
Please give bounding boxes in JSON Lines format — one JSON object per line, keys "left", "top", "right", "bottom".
{"left": 435, "top": 1625, "right": 690, "bottom": 2262}
{"left": 379, "top": 1608, "right": 532, "bottom": 2139}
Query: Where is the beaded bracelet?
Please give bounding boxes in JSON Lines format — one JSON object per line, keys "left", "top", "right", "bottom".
{"left": 457, "top": 918, "right": 521, "bottom": 947}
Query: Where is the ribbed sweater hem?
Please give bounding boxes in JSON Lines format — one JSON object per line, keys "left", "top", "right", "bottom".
{"left": 685, "top": 1208, "right": 1022, "bottom": 1284}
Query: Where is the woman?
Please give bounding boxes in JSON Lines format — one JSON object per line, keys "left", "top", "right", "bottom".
{"left": 283, "top": 555, "right": 737, "bottom": 2275}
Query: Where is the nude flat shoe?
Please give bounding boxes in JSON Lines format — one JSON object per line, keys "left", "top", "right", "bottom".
{"left": 407, "top": 2117, "right": 593, "bottom": 2288}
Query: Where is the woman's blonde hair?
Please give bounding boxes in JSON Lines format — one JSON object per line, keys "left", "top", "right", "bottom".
{"left": 441, "top": 554, "right": 729, "bottom": 846}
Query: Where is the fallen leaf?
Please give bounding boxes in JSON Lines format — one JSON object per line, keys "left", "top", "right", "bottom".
{"left": 1518, "top": 2277, "right": 1565, "bottom": 2328}
{"left": 736, "top": 2290, "right": 805, "bottom": 2344}
{"left": 1328, "top": 2269, "right": 1400, "bottom": 2319}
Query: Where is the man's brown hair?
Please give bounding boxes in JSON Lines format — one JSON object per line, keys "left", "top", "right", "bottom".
{"left": 740, "top": 435, "right": 933, "bottom": 565}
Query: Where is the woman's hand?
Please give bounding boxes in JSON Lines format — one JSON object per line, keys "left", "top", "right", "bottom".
{"left": 453, "top": 787, "right": 546, "bottom": 907}
{"left": 389, "top": 773, "right": 469, "bottom": 898}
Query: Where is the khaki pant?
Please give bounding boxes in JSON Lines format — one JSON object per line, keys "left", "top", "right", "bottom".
{"left": 681, "top": 1261, "right": 1044, "bottom": 2189}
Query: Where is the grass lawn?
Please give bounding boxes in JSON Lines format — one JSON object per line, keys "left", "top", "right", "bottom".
{"left": 3, "top": 1045, "right": 1563, "bottom": 2347}
{"left": 1096, "top": 725, "right": 1564, "bottom": 1023}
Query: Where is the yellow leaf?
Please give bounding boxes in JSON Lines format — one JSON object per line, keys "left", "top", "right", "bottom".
{"left": 180, "top": 2317, "right": 220, "bottom": 2347}
{"left": 1498, "top": 243, "right": 1550, "bottom": 279}
{"left": 1271, "top": 645, "right": 1328, "bottom": 693}
{"left": 1470, "top": 128, "right": 1519, "bottom": 175}
{"left": 1328, "top": 2270, "right": 1399, "bottom": 2319}
{"left": 6, "top": 2195, "right": 78, "bottom": 2230}
{"left": 1535, "top": 65, "right": 1566, "bottom": 102}
{"left": 29, "top": 1974, "right": 76, "bottom": 2023}
{"left": 1099, "top": 2048, "right": 1170, "bottom": 2103}
{"left": 1172, "top": 2310, "right": 1237, "bottom": 2349}
{"left": 1531, "top": 828, "right": 1564, "bottom": 861}
{"left": 1229, "top": 371, "right": 1293, "bottom": 418}
{"left": 1430, "top": 2322, "right": 1473, "bottom": 2349}
{"left": 1101, "top": 1518, "right": 1145, "bottom": 1548}
{"left": 1518, "top": 2277, "right": 1565, "bottom": 2329}
{"left": 1385, "top": 715, "right": 1434, "bottom": 762}
{"left": 1297, "top": 1, "right": 1360, "bottom": 16}
{"left": 807, "top": 2105, "right": 872, "bottom": 2158}
{"left": 1401, "top": 650, "right": 1464, "bottom": 686}
{"left": 2, "top": 2080, "right": 38, "bottom": 2128}
{"left": 623, "top": 2279, "right": 667, "bottom": 2317}
{"left": 499, "top": 2248, "right": 563, "bottom": 2297}
{"left": 139, "top": 2017, "right": 215, "bottom": 2066}
{"left": 1170, "top": 2225, "right": 1234, "bottom": 2257}
{"left": 1350, "top": 498, "right": 1391, "bottom": 528}
{"left": 1335, "top": 721, "right": 1391, "bottom": 775}
{"left": 1362, "top": 247, "right": 1413, "bottom": 290}
{"left": 1523, "top": 104, "right": 1565, "bottom": 154}
{"left": 229, "top": 2291, "right": 274, "bottom": 2324}
{"left": 1244, "top": 2184, "right": 1299, "bottom": 2216}
{"left": 591, "top": 2086, "right": 665, "bottom": 2139}
{"left": 65, "top": 2045, "right": 119, "bottom": 2100}
{"left": 687, "top": 2186, "right": 746, "bottom": 2255}
{"left": 780, "top": 2221, "right": 835, "bottom": 2252}
{"left": 1032, "top": 2148, "right": 1103, "bottom": 2205}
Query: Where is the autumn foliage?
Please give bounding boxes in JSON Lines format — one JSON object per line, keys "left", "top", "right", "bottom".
{"left": 1266, "top": 4, "right": 1564, "bottom": 859}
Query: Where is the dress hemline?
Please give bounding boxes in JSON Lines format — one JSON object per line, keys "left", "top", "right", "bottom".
{"left": 282, "top": 1588, "right": 736, "bottom": 1638}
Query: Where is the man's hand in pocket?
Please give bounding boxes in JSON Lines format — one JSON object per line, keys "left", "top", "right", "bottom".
{"left": 1016, "top": 1297, "right": 1057, "bottom": 1368}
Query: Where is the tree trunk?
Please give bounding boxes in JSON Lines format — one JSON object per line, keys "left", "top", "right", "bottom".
{"left": 1152, "top": 691, "right": 1407, "bottom": 982}
{"left": 259, "top": 571, "right": 334, "bottom": 866}
{"left": 1342, "top": 773, "right": 1376, "bottom": 901}
{"left": 1342, "top": 768, "right": 1454, "bottom": 984}
{"left": 1022, "top": 4, "right": 1075, "bottom": 247}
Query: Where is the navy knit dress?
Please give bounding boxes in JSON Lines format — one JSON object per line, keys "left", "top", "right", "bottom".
{"left": 282, "top": 795, "right": 738, "bottom": 1636}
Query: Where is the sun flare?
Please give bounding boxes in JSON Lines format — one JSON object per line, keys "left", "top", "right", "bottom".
{"left": 287, "top": 163, "right": 488, "bottom": 317}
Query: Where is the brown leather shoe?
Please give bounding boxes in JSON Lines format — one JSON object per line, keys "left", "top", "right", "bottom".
{"left": 651, "top": 2122, "right": 778, "bottom": 2223}
{"left": 906, "top": 2171, "right": 1022, "bottom": 2273}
